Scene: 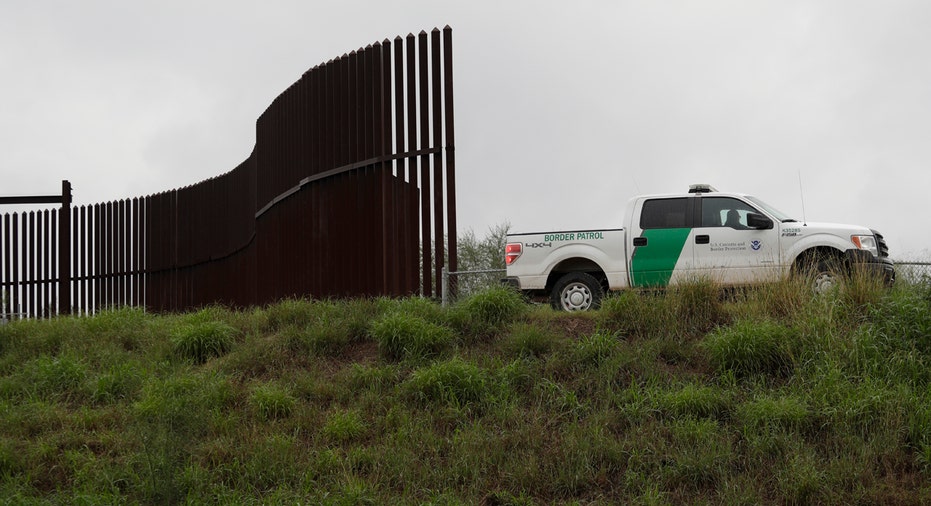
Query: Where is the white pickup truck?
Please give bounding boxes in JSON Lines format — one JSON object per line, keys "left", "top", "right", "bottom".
{"left": 503, "top": 185, "right": 895, "bottom": 311}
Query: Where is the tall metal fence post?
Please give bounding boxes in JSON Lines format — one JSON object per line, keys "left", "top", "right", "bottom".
{"left": 59, "top": 180, "right": 72, "bottom": 315}
{"left": 443, "top": 25, "right": 458, "bottom": 300}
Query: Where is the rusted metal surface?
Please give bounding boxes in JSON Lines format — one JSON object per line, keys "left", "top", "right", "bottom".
{"left": 444, "top": 27, "right": 459, "bottom": 297}
{"left": 1, "top": 27, "right": 456, "bottom": 319}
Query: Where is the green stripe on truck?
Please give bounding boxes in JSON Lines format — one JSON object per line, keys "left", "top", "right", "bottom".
{"left": 630, "top": 228, "right": 691, "bottom": 287}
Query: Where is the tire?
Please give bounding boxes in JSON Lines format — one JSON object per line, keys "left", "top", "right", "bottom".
{"left": 550, "top": 272, "right": 604, "bottom": 311}
{"left": 811, "top": 260, "right": 844, "bottom": 294}
{"left": 797, "top": 256, "right": 845, "bottom": 295}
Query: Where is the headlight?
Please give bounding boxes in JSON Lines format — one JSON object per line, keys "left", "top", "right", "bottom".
{"left": 851, "top": 235, "right": 879, "bottom": 257}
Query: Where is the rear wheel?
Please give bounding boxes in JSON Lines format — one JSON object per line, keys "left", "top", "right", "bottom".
{"left": 550, "top": 272, "right": 603, "bottom": 311}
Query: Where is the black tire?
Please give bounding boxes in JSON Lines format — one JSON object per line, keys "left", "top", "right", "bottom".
{"left": 810, "top": 259, "right": 845, "bottom": 294}
{"left": 794, "top": 253, "right": 845, "bottom": 295}
{"left": 550, "top": 272, "right": 604, "bottom": 311}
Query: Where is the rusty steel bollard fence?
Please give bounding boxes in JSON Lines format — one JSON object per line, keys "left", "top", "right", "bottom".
{"left": 1, "top": 27, "right": 459, "bottom": 319}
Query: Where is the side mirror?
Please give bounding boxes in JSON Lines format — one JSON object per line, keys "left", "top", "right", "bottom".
{"left": 747, "top": 212, "right": 773, "bottom": 230}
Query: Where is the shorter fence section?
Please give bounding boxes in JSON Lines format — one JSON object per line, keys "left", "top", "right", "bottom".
{"left": 1, "top": 181, "right": 71, "bottom": 320}
{"left": 441, "top": 268, "right": 506, "bottom": 306}
{"left": 894, "top": 262, "right": 931, "bottom": 284}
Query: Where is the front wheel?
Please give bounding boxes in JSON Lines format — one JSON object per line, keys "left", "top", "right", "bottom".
{"left": 550, "top": 272, "right": 604, "bottom": 311}
{"left": 811, "top": 260, "right": 844, "bottom": 294}
{"left": 795, "top": 255, "right": 845, "bottom": 295}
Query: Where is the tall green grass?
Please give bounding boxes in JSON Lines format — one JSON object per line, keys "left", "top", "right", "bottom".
{"left": 0, "top": 279, "right": 929, "bottom": 504}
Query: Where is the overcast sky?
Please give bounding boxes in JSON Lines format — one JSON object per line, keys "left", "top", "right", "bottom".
{"left": 2, "top": 1, "right": 929, "bottom": 257}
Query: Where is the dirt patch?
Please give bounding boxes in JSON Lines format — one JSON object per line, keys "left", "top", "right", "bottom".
{"left": 545, "top": 315, "right": 598, "bottom": 340}
{"left": 339, "top": 340, "right": 380, "bottom": 365}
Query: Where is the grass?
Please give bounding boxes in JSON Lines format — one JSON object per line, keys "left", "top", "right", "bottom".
{"left": 1, "top": 276, "right": 931, "bottom": 503}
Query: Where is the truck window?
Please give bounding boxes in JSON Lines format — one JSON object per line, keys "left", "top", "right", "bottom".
{"left": 640, "top": 198, "right": 688, "bottom": 229}
{"left": 700, "top": 197, "right": 761, "bottom": 229}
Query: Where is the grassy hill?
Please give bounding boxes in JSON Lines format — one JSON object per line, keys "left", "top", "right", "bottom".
{"left": 1, "top": 276, "right": 931, "bottom": 504}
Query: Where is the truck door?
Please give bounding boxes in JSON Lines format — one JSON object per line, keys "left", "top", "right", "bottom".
{"left": 629, "top": 197, "right": 694, "bottom": 287}
{"left": 691, "top": 196, "right": 781, "bottom": 283}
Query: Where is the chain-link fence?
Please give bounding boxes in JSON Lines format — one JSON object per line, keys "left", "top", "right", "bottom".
{"left": 892, "top": 262, "right": 931, "bottom": 284}
{"left": 441, "top": 268, "right": 506, "bottom": 305}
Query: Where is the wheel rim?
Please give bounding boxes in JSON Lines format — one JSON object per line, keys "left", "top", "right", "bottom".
{"left": 561, "top": 282, "right": 592, "bottom": 311}
{"left": 812, "top": 272, "right": 839, "bottom": 294}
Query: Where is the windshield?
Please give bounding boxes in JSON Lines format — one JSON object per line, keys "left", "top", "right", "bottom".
{"left": 745, "top": 196, "right": 796, "bottom": 222}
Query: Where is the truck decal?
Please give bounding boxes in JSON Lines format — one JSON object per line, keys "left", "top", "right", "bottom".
{"left": 710, "top": 241, "right": 749, "bottom": 252}
{"left": 544, "top": 233, "right": 575, "bottom": 241}
{"left": 544, "top": 231, "right": 605, "bottom": 242}
{"left": 630, "top": 228, "right": 691, "bottom": 287}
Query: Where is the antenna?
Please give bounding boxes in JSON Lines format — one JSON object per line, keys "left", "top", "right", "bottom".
{"left": 797, "top": 171, "right": 808, "bottom": 226}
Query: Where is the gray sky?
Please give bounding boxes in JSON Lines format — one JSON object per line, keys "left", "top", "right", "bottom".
{"left": 2, "top": 1, "right": 929, "bottom": 257}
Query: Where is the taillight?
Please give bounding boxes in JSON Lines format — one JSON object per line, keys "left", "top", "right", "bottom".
{"left": 505, "top": 243, "right": 522, "bottom": 265}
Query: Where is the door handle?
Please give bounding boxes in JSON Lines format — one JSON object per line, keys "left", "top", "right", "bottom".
{"left": 695, "top": 235, "right": 710, "bottom": 244}
{"left": 633, "top": 237, "right": 647, "bottom": 247}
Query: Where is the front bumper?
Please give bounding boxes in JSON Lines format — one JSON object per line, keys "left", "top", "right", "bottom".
{"left": 845, "top": 249, "right": 896, "bottom": 286}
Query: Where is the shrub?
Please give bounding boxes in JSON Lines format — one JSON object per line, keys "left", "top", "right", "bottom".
{"left": 30, "top": 353, "right": 89, "bottom": 401}
{"left": 250, "top": 383, "right": 296, "bottom": 421}
{"left": 663, "top": 417, "right": 732, "bottom": 489}
{"left": 668, "top": 279, "right": 728, "bottom": 335}
{"left": 598, "top": 291, "right": 672, "bottom": 339}
{"left": 171, "top": 321, "right": 237, "bottom": 364}
{"left": 370, "top": 313, "right": 453, "bottom": 361}
{"left": 133, "top": 374, "right": 230, "bottom": 504}
{"left": 536, "top": 378, "right": 585, "bottom": 419}
{"left": 659, "top": 383, "right": 731, "bottom": 420}
{"left": 341, "top": 297, "right": 391, "bottom": 339}
{"left": 702, "top": 319, "right": 797, "bottom": 378}
{"left": 868, "top": 289, "right": 931, "bottom": 351}
{"left": 599, "top": 281, "right": 726, "bottom": 339}
{"left": 776, "top": 444, "right": 824, "bottom": 504}
{"left": 737, "top": 394, "right": 811, "bottom": 432}
{"left": 0, "top": 324, "right": 12, "bottom": 357}
{"left": 322, "top": 409, "right": 366, "bottom": 443}
{"left": 840, "top": 265, "right": 889, "bottom": 310}
{"left": 494, "top": 358, "right": 538, "bottom": 398}
{"left": 83, "top": 306, "right": 151, "bottom": 343}
{"left": 451, "top": 286, "right": 526, "bottom": 336}
{"left": 135, "top": 374, "right": 232, "bottom": 424}
{"left": 284, "top": 321, "right": 352, "bottom": 357}
{"left": 574, "top": 330, "right": 620, "bottom": 367}
{"left": 348, "top": 364, "right": 402, "bottom": 392}
{"left": 915, "top": 436, "right": 931, "bottom": 472}
{"left": 726, "top": 278, "right": 810, "bottom": 322}
{"left": 0, "top": 437, "right": 23, "bottom": 478}
{"left": 0, "top": 318, "right": 70, "bottom": 361}
{"left": 91, "top": 362, "right": 143, "bottom": 404}
{"left": 264, "top": 297, "right": 318, "bottom": 331}
{"left": 392, "top": 296, "right": 448, "bottom": 326}
{"left": 502, "top": 323, "right": 556, "bottom": 359}
{"left": 405, "top": 358, "right": 491, "bottom": 408}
